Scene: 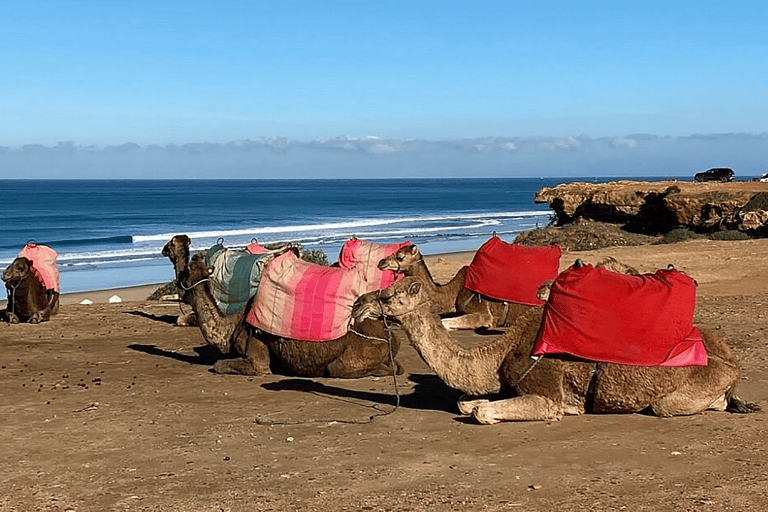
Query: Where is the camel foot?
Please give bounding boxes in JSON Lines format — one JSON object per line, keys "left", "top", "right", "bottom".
{"left": 29, "top": 312, "right": 46, "bottom": 324}
{"left": 213, "top": 358, "right": 270, "bottom": 376}
{"left": 370, "top": 359, "right": 405, "bottom": 377}
{"left": 457, "top": 395, "right": 490, "bottom": 415}
{"left": 7, "top": 313, "right": 20, "bottom": 324}
{"left": 471, "top": 405, "right": 502, "bottom": 425}
{"left": 176, "top": 313, "right": 198, "bottom": 327}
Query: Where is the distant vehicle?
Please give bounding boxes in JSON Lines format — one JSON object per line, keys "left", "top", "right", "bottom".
{"left": 694, "top": 167, "right": 734, "bottom": 182}
{"left": 756, "top": 173, "right": 768, "bottom": 183}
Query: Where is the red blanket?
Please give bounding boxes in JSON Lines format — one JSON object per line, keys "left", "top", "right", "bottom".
{"left": 532, "top": 264, "right": 707, "bottom": 367}
{"left": 464, "top": 237, "right": 561, "bottom": 306}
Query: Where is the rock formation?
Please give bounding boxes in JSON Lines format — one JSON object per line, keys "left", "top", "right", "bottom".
{"left": 534, "top": 180, "right": 768, "bottom": 236}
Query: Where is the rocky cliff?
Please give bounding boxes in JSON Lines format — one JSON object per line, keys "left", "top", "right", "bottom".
{"left": 534, "top": 180, "right": 768, "bottom": 236}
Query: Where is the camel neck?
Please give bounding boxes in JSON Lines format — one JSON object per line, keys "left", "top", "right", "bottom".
{"left": 398, "top": 307, "right": 509, "bottom": 395}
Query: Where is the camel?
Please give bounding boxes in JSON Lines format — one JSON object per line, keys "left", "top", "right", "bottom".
{"left": 353, "top": 273, "right": 758, "bottom": 424}
{"left": 160, "top": 234, "right": 198, "bottom": 327}
{"left": 2, "top": 257, "right": 59, "bottom": 324}
{"left": 378, "top": 243, "right": 636, "bottom": 331}
{"left": 163, "top": 235, "right": 402, "bottom": 378}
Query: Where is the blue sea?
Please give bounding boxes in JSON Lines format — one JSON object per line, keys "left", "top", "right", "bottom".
{"left": 0, "top": 177, "right": 652, "bottom": 294}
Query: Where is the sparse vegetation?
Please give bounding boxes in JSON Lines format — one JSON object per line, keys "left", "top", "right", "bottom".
{"left": 658, "top": 228, "right": 703, "bottom": 245}
{"left": 708, "top": 230, "right": 750, "bottom": 241}
{"left": 743, "top": 192, "right": 768, "bottom": 212}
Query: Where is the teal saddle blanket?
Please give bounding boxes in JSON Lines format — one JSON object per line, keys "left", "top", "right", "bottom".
{"left": 204, "top": 244, "right": 273, "bottom": 316}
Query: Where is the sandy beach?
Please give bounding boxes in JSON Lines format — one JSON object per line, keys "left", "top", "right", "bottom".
{"left": 2, "top": 239, "right": 768, "bottom": 511}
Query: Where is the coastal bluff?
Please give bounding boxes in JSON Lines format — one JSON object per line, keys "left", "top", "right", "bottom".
{"left": 534, "top": 180, "right": 768, "bottom": 236}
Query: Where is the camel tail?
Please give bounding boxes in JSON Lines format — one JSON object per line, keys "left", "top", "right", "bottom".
{"left": 725, "top": 390, "right": 761, "bottom": 414}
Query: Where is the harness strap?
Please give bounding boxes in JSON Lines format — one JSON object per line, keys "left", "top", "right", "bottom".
{"left": 512, "top": 355, "right": 542, "bottom": 387}
{"left": 585, "top": 363, "right": 603, "bottom": 413}
{"left": 458, "top": 292, "right": 478, "bottom": 311}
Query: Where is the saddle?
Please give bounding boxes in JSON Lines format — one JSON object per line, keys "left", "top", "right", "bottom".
{"left": 337, "top": 238, "right": 410, "bottom": 290}
{"left": 248, "top": 239, "right": 407, "bottom": 342}
{"left": 464, "top": 236, "right": 561, "bottom": 306}
{"left": 532, "top": 264, "right": 707, "bottom": 367}
{"left": 204, "top": 242, "right": 275, "bottom": 316}
{"left": 18, "top": 242, "right": 60, "bottom": 292}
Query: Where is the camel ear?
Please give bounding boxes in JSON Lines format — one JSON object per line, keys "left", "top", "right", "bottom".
{"left": 407, "top": 280, "right": 421, "bottom": 295}
{"left": 409, "top": 245, "right": 420, "bottom": 256}
{"left": 573, "top": 258, "right": 584, "bottom": 268}
{"left": 667, "top": 263, "right": 675, "bottom": 270}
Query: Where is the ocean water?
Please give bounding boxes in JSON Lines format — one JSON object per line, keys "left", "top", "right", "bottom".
{"left": 0, "top": 178, "right": 599, "bottom": 294}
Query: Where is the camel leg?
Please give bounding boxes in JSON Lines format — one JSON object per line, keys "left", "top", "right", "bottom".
{"left": 471, "top": 394, "right": 565, "bottom": 424}
{"left": 441, "top": 312, "right": 494, "bottom": 331}
{"left": 213, "top": 336, "right": 271, "bottom": 376}
{"left": 649, "top": 362, "right": 741, "bottom": 417}
{"left": 324, "top": 341, "right": 391, "bottom": 378}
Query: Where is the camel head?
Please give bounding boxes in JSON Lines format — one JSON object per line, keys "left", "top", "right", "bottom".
{"left": 353, "top": 276, "right": 435, "bottom": 324}
{"left": 176, "top": 255, "right": 214, "bottom": 300}
{"left": 596, "top": 256, "right": 640, "bottom": 275}
{"left": 162, "top": 234, "right": 192, "bottom": 268}
{"left": 377, "top": 244, "right": 420, "bottom": 273}
{"left": 2, "top": 257, "right": 34, "bottom": 286}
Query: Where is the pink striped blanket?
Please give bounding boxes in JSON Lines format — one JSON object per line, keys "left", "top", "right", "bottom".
{"left": 18, "top": 243, "right": 60, "bottom": 292}
{"left": 338, "top": 238, "right": 410, "bottom": 289}
{"left": 247, "top": 239, "right": 407, "bottom": 341}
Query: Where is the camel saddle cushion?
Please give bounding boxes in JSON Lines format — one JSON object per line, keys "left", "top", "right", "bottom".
{"left": 532, "top": 264, "right": 707, "bottom": 367}
{"left": 247, "top": 251, "right": 373, "bottom": 342}
{"left": 18, "top": 242, "right": 60, "bottom": 292}
{"left": 337, "top": 238, "right": 409, "bottom": 290}
{"left": 204, "top": 244, "right": 273, "bottom": 316}
{"left": 464, "top": 237, "right": 561, "bottom": 306}
{"left": 245, "top": 241, "right": 270, "bottom": 254}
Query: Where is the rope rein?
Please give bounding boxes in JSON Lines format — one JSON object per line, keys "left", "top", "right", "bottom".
{"left": 177, "top": 277, "right": 210, "bottom": 292}
{"left": 5, "top": 273, "right": 30, "bottom": 317}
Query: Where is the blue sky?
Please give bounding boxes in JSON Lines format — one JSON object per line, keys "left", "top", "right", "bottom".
{"left": 2, "top": 1, "right": 767, "bottom": 178}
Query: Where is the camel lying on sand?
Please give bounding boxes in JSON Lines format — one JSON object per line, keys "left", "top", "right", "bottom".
{"left": 378, "top": 243, "right": 637, "bottom": 331}
{"left": 163, "top": 235, "right": 402, "bottom": 378}
{"left": 2, "top": 257, "right": 59, "bottom": 324}
{"left": 353, "top": 271, "right": 758, "bottom": 424}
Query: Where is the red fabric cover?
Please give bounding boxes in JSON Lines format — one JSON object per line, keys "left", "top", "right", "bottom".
{"left": 18, "top": 243, "right": 60, "bottom": 292}
{"left": 532, "top": 264, "right": 707, "bottom": 367}
{"left": 337, "top": 238, "right": 410, "bottom": 290}
{"left": 464, "top": 237, "right": 561, "bottom": 306}
{"left": 245, "top": 242, "right": 270, "bottom": 254}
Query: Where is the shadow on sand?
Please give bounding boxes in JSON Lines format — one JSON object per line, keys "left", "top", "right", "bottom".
{"left": 124, "top": 309, "right": 181, "bottom": 326}
{"left": 127, "top": 343, "right": 221, "bottom": 366}
{"left": 260, "top": 372, "right": 462, "bottom": 415}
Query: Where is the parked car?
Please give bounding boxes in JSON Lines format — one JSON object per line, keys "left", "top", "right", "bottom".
{"left": 754, "top": 173, "right": 768, "bottom": 183}
{"left": 694, "top": 167, "right": 734, "bottom": 182}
